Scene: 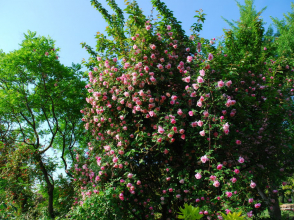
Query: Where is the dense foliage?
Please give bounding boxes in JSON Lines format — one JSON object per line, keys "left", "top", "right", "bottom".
{"left": 68, "top": 0, "right": 294, "bottom": 220}
{"left": 0, "top": 31, "right": 86, "bottom": 219}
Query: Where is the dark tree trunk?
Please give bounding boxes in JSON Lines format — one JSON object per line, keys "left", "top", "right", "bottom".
{"left": 36, "top": 154, "right": 55, "bottom": 219}
{"left": 268, "top": 201, "right": 281, "bottom": 220}
{"left": 281, "top": 192, "right": 285, "bottom": 203}
{"left": 257, "top": 186, "right": 281, "bottom": 220}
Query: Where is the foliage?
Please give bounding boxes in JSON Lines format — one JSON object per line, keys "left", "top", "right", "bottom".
{"left": 0, "top": 141, "right": 36, "bottom": 219}
{"left": 0, "top": 31, "right": 86, "bottom": 218}
{"left": 177, "top": 203, "right": 203, "bottom": 220}
{"left": 281, "top": 176, "right": 294, "bottom": 203}
{"left": 221, "top": 211, "right": 245, "bottom": 220}
{"left": 272, "top": 2, "right": 294, "bottom": 57}
{"left": 222, "top": 0, "right": 267, "bottom": 62}
{"left": 69, "top": 0, "right": 294, "bottom": 219}
{"left": 65, "top": 186, "right": 127, "bottom": 220}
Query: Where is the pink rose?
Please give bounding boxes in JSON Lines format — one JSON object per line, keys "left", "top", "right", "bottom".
{"left": 217, "top": 164, "right": 223, "bottom": 170}
{"left": 213, "top": 181, "right": 220, "bottom": 187}
{"left": 218, "top": 80, "right": 224, "bottom": 88}
{"left": 231, "top": 177, "right": 237, "bottom": 183}
{"left": 177, "top": 109, "right": 183, "bottom": 116}
{"left": 195, "top": 173, "right": 202, "bottom": 179}
{"left": 158, "top": 126, "right": 165, "bottom": 134}
{"left": 187, "top": 56, "right": 193, "bottom": 63}
{"left": 199, "top": 130, "right": 205, "bottom": 136}
{"left": 203, "top": 111, "right": 209, "bottom": 117}
{"left": 199, "top": 69, "right": 205, "bottom": 76}
{"left": 197, "top": 76, "right": 204, "bottom": 83}
{"left": 201, "top": 155, "right": 209, "bottom": 163}
{"left": 226, "top": 191, "right": 232, "bottom": 198}
{"left": 238, "top": 156, "right": 245, "bottom": 163}
{"left": 226, "top": 80, "right": 232, "bottom": 87}
{"left": 236, "top": 140, "right": 241, "bottom": 145}
{"left": 250, "top": 180, "right": 256, "bottom": 188}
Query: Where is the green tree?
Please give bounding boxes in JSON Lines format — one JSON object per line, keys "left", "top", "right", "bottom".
{"left": 0, "top": 31, "right": 86, "bottom": 219}
{"left": 222, "top": 1, "right": 294, "bottom": 219}
{"left": 272, "top": 2, "right": 294, "bottom": 57}
{"left": 222, "top": 0, "right": 267, "bottom": 63}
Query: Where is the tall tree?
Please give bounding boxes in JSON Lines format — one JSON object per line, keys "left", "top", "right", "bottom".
{"left": 272, "top": 2, "right": 294, "bottom": 57}
{"left": 222, "top": 1, "right": 294, "bottom": 218}
{"left": 0, "top": 31, "right": 86, "bottom": 219}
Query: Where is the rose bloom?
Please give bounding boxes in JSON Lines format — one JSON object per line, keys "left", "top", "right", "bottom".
{"left": 226, "top": 191, "right": 232, "bottom": 198}
{"left": 197, "top": 76, "right": 204, "bottom": 83}
{"left": 195, "top": 173, "right": 202, "bottom": 179}
{"left": 238, "top": 156, "right": 245, "bottom": 163}
{"left": 213, "top": 181, "right": 220, "bottom": 187}
{"left": 231, "top": 177, "right": 237, "bottom": 183}
{"left": 217, "top": 164, "right": 223, "bottom": 170}
{"left": 197, "top": 120, "right": 203, "bottom": 127}
{"left": 201, "top": 155, "right": 209, "bottom": 163}
{"left": 199, "top": 130, "right": 205, "bottom": 136}
{"left": 247, "top": 211, "right": 253, "bottom": 218}
{"left": 199, "top": 69, "right": 205, "bottom": 76}
{"left": 250, "top": 180, "right": 256, "bottom": 188}
{"left": 218, "top": 80, "right": 224, "bottom": 88}
{"left": 203, "top": 111, "right": 209, "bottom": 117}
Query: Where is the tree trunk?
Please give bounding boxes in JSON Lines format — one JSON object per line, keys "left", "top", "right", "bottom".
{"left": 257, "top": 185, "right": 281, "bottom": 220}
{"left": 280, "top": 192, "right": 285, "bottom": 203}
{"left": 268, "top": 200, "right": 281, "bottom": 220}
{"left": 36, "top": 154, "right": 55, "bottom": 219}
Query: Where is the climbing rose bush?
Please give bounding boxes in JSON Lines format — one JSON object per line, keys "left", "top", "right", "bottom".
{"left": 68, "top": 0, "right": 294, "bottom": 219}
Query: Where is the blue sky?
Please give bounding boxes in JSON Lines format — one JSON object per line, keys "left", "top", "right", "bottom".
{"left": 0, "top": 0, "right": 292, "bottom": 68}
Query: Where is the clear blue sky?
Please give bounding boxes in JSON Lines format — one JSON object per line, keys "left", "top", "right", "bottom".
{"left": 0, "top": 0, "right": 292, "bottom": 68}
